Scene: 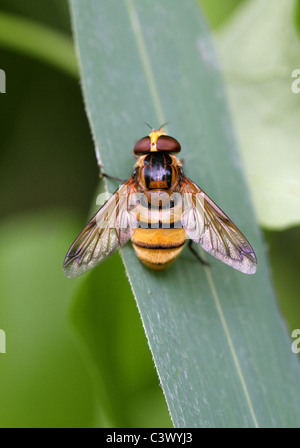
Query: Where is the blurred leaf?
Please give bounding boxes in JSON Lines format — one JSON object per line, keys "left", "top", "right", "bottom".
{"left": 0, "top": 211, "right": 96, "bottom": 428}
{"left": 0, "top": 10, "right": 77, "bottom": 77}
{"left": 70, "top": 0, "right": 300, "bottom": 427}
{"left": 0, "top": 0, "right": 71, "bottom": 33}
{"left": 217, "top": 0, "right": 300, "bottom": 229}
{"left": 0, "top": 41, "right": 97, "bottom": 219}
{"left": 265, "top": 227, "right": 300, "bottom": 333}
{"left": 296, "top": 0, "right": 300, "bottom": 37}
{"left": 198, "top": 0, "right": 246, "bottom": 29}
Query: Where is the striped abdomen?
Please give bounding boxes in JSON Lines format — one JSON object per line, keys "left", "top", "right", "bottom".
{"left": 131, "top": 152, "right": 186, "bottom": 270}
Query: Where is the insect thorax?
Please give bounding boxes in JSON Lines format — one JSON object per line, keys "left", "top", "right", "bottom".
{"left": 136, "top": 153, "right": 182, "bottom": 191}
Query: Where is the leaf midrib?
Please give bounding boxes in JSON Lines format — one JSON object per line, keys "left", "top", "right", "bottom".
{"left": 124, "top": 0, "right": 259, "bottom": 428}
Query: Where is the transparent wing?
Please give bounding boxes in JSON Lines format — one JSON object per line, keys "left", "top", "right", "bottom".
{"left": 63, "top": 179, "right": 138, "bottom": 278}
{"left": 181, "top": 178, "right": 257, "bottom": 274}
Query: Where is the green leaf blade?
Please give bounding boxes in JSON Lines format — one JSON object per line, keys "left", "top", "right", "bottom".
{"left": 70, "top": 0, "right": 300, "bottom": 427}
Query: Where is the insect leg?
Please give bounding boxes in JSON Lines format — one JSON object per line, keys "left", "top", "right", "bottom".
{"left": 99, "top": 163, "right": 126, "bottom": 182}
{"left": 188, "top": 240, "right": 210, "bottom": 267}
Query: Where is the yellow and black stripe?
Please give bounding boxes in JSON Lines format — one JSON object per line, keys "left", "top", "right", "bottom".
{"left": 131, "top": 228, "right": 186, "bottom": 270}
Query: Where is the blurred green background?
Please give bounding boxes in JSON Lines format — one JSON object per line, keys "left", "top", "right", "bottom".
{"left": 0, "top": 0, "right": 299, "bottom": 427}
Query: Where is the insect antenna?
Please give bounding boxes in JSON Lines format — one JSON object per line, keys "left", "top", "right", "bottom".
{"left": 158, "top": 121, "right": 169, "bottom": 130}
{"left": 145, "top": 122, "right": 154, "bottom": 130}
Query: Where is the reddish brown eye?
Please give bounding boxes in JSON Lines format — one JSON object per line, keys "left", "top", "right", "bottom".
{"left": 156, "top": 135, "right": 181, "bottom": 153}
{"left": 133, "top": 136, "right": 151, "bottom": 155}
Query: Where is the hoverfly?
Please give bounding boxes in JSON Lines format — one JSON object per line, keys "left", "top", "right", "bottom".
{"left": 63, "top": 128, "right": 257, "bottom": 278}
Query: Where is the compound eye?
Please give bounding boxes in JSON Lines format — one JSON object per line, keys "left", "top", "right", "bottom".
{"left": 133, "top": 136, "right": 151, "bottom": 155}
{"left": 156, "top": 135, "right": 181, "bottom": 153}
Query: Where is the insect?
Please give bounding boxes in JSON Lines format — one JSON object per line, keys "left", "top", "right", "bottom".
{"left": 63, "top": 128, "right": 257, "bottom": 278}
